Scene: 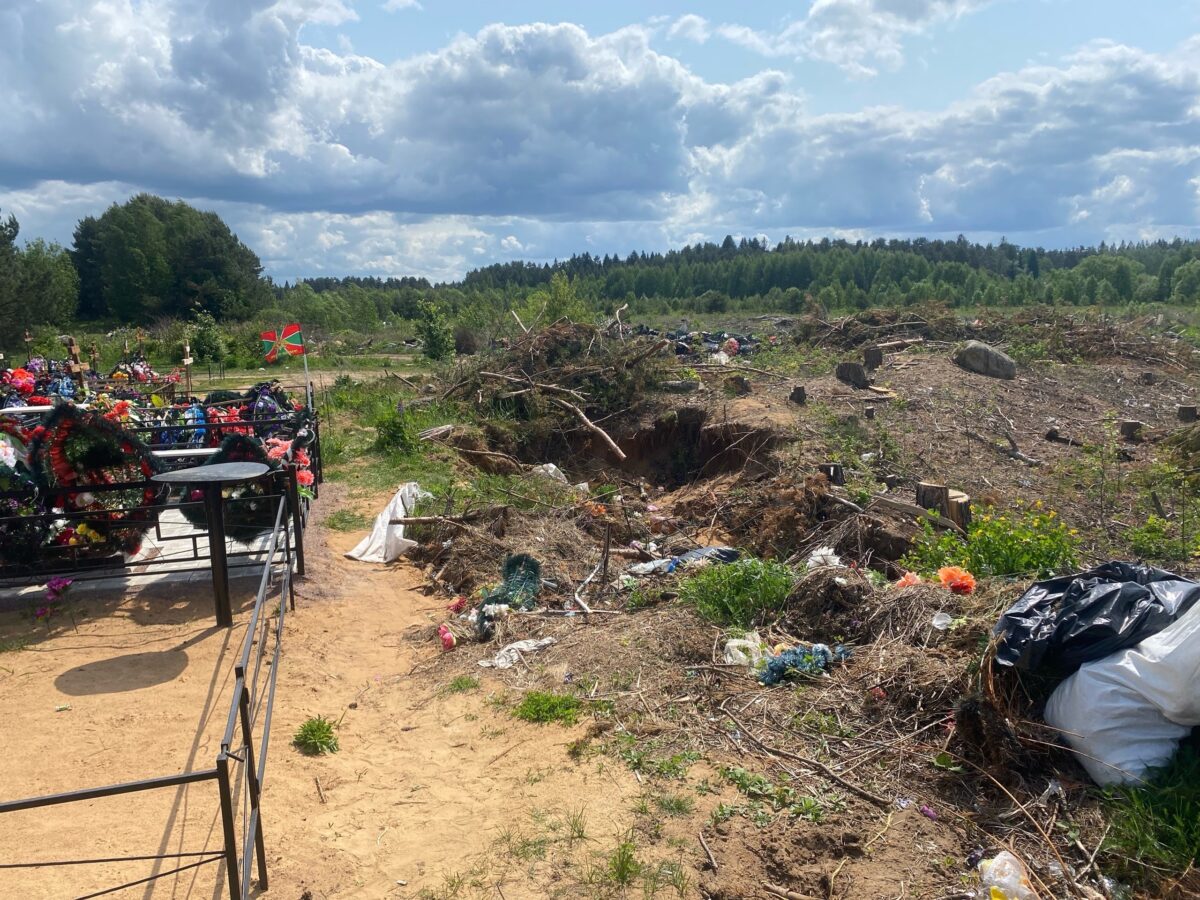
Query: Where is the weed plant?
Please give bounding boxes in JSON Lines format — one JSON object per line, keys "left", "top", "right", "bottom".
{"left": 293, "top": 715, "right": 339, "bottom": 754}
{"left": 678, "top": 557, "right": 795, "bottom": 627}
{"left": 902, "top": 501, "right": 1078, "bottom": 578}
{"left": 512, "top": 691, "right": 581, "bottom": 726}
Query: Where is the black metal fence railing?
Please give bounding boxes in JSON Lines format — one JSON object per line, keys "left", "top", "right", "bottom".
{"left": 0, "top": 493, "right": 295, "bottom": 899}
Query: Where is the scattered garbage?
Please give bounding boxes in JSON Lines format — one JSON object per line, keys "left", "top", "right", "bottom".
{"left": 478, "top": 637, "right": 557, "bottom": 669}
{"left": 723, "top": 631, "right": 769, "bottom": 667}
{"left": 345, "top": 482, "right": 431, "bottom": 563}
{"left": 437, "top": 624, "right": 457, "bottom": 651}
{"left": 994, "top": 562, "right": 1200, "bottom": 673}
{"left": 759, "top": 643, "right": 851, "bottom": 685}
{"left": 931, "top": 611, "right": 954, "bottom": 631}
{"left": 628, "top": 546, "right": 739, "bottom": 577}
{"left": 918, "top": 804, "right": 938, "bottom": 821}
{"left": 937, "top": 566, "right": 976, "bottom": 595}
{"left": 474, "top": 554, "right": 542, "bottom": 639}
{"left": 1043, "top": 596, "right": 1200, "bottom": 785}
{"left": 805, "top": 545, "right": 842, "bottom": 570}
{"left": 977, "top": 851, "right": 1036, "bottom": 900}
{"left": 529, "top": 463, "right": 568, "bottom": 483}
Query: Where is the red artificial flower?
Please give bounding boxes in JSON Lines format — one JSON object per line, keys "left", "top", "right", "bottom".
{"left": 937, "top": 566, "right": 976, "bottom": 595}
{"left": 296, "top": 469, "right": 315, "bottom": 487}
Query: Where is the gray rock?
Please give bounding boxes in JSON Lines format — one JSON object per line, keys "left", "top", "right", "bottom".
{"left": 952, "top": 341, "right": 1016, "bottom": 380}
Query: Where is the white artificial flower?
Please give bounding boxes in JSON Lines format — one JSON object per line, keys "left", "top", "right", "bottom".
{"left": 0, "top": 437, "right": 15, "bottom": 470}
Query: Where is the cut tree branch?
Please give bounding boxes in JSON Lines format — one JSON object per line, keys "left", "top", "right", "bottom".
{"left": 965, "top": 429, "right": 1043, "bottom": 466}
{"left": 551, "top": 398, "right": 627, "bottom": 460}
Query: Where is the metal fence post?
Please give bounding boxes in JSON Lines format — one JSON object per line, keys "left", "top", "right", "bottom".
{"left": 216, "top": 755, "right": 241, "bottom": 900}
{"left": 284, "top": 467, "right": 306, "bottom": 577}
{"left": 237, "top": 674, "right": 269, "bottom": 891}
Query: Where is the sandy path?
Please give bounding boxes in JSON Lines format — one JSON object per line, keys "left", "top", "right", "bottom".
{"left": 260, "top": 501, "right": 641, "bottom": 900}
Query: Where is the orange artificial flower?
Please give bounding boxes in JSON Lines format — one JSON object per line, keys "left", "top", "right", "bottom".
{"left": 937, "top": 566, "right": 976, "bottom": 595}
{"left": 894, "top": 571, "right": 922, "bottom": 588}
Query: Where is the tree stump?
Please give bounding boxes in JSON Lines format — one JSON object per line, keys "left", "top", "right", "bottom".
{"left": 789, "top": 385, "right": 807, "bottom": 405}
{"left": 915, "top": 482, "right": 951, "bottom": 516}
{"left": 836, "top": 361, "right": 870, "bottom": 389}
{"left": 1178, "top": 405, "right": 1197, "bottom": 424}
{"left": 1119, "top": 420, "right": 1145, "bottom": 442}
{"left": 818, "top": 463, "right": 846, "bottom": 486}
{"left": 948, "top": 491, "right": 972, "bottom": 530}
{"left": 862, "top": 345, "right": 884, "bottom": 371}
{"left": 864, "top": 406, "right": 876, "bottom": 420}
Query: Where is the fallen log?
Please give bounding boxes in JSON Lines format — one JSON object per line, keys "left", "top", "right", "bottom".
{"left": 875, "top": 337, "right": 926, "bottom": 352}
{"left": 1044, "top": 427, "right": 1084, "bottom": 448}
{"left": 867, "top": 495, "right": 966, "bottom": 537}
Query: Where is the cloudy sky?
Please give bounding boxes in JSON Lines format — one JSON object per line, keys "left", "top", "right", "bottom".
{"left": 1, "top": 1, "right": 1198, "bottom": 283}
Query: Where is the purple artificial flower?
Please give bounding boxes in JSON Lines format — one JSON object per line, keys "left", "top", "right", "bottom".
{"left": 45, "top": 577, "right": 73, "bottom": 601}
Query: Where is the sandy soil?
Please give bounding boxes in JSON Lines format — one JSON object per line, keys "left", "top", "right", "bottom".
{"left": 0, "top": 581, "right": 261, "bottom": 899}
{"left": 262, "top": 521, "right": 643, "bottom": 900}
{"left": 0, "top": 487, "right": 644, "bottom": 900}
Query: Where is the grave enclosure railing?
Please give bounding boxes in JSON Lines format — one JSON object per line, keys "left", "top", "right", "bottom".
{"left": 0, "top": 492, "right": 296, "bottom": 900}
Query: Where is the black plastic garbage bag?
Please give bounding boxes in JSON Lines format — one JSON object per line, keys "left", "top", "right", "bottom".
{"left": 993, "top": 562, "right": 1200, "bottom": 674}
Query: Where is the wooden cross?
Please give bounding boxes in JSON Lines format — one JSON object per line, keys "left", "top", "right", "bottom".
{"left": 23, "top": 330, "right": 33, "bottom": 352}
{"left": 136, "top": 328, "right": 145, "bottom": 355}
{"left": 89, "top": 342, "right": 100, "bottom": 372}
{"left": 63, "top": 336, "right": 91, "bottom": 385}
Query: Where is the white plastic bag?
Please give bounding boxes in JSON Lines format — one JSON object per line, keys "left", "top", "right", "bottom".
{"left": 977, "top": 851, "right": 1035, "bottom": 900}
{"left": 723, "top": 632, "right": 768, "bottom": 667}
{"left": 1044, "top": 596, "right": 1200, "bottom": 785}
{"left": 345, "top": 482, "right": 431, "bottom": 563}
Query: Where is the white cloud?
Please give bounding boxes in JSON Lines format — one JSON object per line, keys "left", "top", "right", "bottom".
{"left": 694, "top": 0, "right": 996, "bottom": 76}
{"left": 383, "top": 0, "right": 422, "bottom": 11}
{"left": 667, "top": 14, "right": 710, "bottom": 43}
{"left": 0, "top": 5, "right": 1198, "bottom": 279}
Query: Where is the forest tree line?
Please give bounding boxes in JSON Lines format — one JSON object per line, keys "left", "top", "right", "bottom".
{"left": 3, "top": 193, "right": 1200, "bottom": 350}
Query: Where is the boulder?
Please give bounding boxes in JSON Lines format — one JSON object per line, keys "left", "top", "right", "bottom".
{"left": 952, "top": 341, "right": 1016, "bottom": 380}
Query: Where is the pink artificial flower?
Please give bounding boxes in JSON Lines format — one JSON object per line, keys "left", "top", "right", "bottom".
{"left": 894, "top": 571, "right": 922, "bottom": 588}
{"left": 295, "top": 469, "right": 314, "bottom": 487}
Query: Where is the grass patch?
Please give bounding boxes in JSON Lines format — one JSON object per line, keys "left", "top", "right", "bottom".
{"left": 447, "top": 675, "right": 480, "bottom": 694}
{"left": 654, "top": 794, "right": 695, "bottom": 817}
{"left": 678, "top": 557, "right": 795, "bottom": 627}
{"left": 293, "top": 715, "right": 339, "bottom": 755}
{"left": 1103, "top": 747, "right": 1200, "bottom": 881}
{"left": 0, "top": 635, "right": 30, "bottom": 653}
{"left": 324, "top": 508, "right": 372, "bottom": 531}
{"left": 512, "top": 691, "right": 581, "bottom": 726}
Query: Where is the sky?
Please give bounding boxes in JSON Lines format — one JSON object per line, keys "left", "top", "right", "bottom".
{"left": 1, "top": 1, "right": 1199, "bottom": 283}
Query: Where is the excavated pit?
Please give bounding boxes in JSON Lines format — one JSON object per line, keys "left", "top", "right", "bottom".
{"left": 615, "top": 408, "right": 781, "bottom": 487}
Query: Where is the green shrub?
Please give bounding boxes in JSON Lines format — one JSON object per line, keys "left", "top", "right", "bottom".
{"left": 678, "top": 557, "right": 795, "bottom": 627}
{"left": 902, "top": 502, "right": 1078, "bottom": 578}
{"left": 188, "top": 311, "right": 228, "bottom": 363}
{"left": 417, "top": 300, "right": 454, "bottom": 361}
{"left": 513, "top": 691, "right": 581, "bottom": 725}
{"left": 1127, "top": 515, "right": 1196, "bottom": 562}
{"left": 373, "top": 408, "right": 418, "bottom": 453}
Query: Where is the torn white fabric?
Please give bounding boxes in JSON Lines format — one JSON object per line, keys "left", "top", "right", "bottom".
{"left": 345, "top": 482, "right": 431, "bottom": 563}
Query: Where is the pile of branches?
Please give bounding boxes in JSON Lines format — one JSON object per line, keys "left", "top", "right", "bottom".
{"left": 442, "top": 321, "right": 674, "bottom": 462}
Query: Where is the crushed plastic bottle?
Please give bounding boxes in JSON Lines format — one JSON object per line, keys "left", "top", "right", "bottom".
{"left": 977, "top": 851, "right": 1036, "bottom": 900}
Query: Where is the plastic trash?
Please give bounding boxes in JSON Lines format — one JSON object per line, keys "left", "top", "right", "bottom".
{"left": 674, "top": 546, "right": 739, "bottom": 568}
{"left": 977, "top": 851, "right": 1036, "bottom": 900}
{"left": 1043, "top": 596, "right": 1200, "bottom": 785}
{"left": 478, "top": 637, "right": 557, "bottom": 669}
{"left": 530, "top": 463, "right": 568, "bottom": 483}
{"left": 345, "top": 482, "right": 431, "bottom": 563}
{"left": 806, "top": 546, "right": 842, "bottom": 570}
{"left": 931, "top": 612, "right": 953, "bottom": 631}
{"left": 759, "top": 643, "right": 851, "bottom": 685}
{"left": 723, "top": 631, "right": 768, "bottom": 667}
{"left": 994, "top": 562, "right": 1200, "bottom": 674}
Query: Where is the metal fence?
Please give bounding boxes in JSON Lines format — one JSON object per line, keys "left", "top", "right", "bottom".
{"left": 0, "top": 492, "right": 295, "bottom": 899}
